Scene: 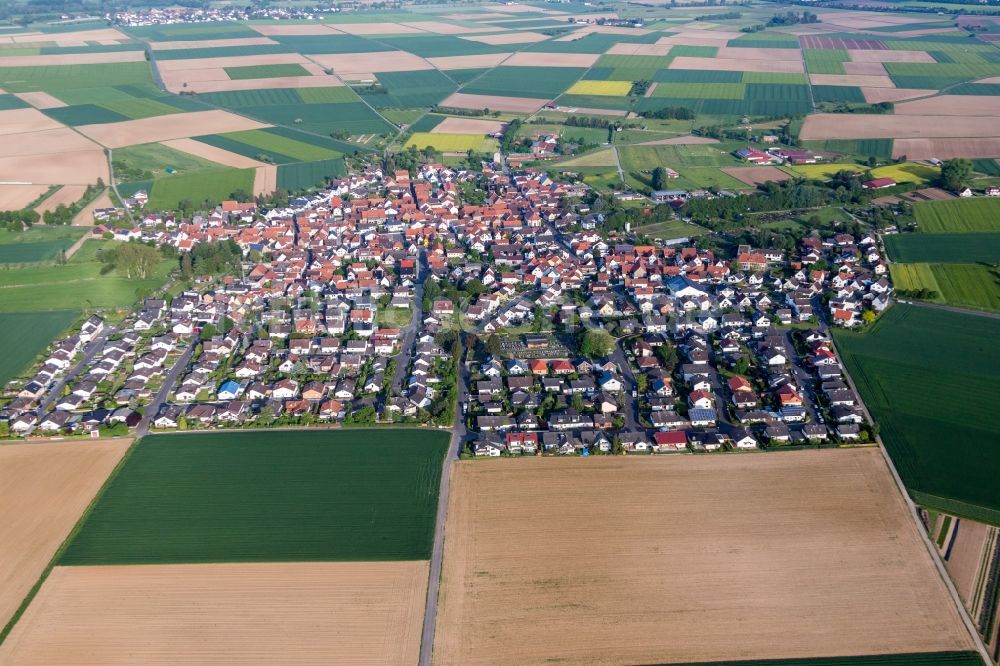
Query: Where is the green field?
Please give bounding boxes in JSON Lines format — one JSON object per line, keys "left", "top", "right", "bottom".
{"left": 885, "top": 232, "right": 1000, "bottom": 263}
{"left": 835, "top": 304, "right": 1000, "bottom": 525}
{"left": 653, "top": 82, "right": 746, "bottom": 100}
{"left": 0, "top": 310, "right": 78, "bottom": 386}
{"left": 914, "top": 198, "right": 1000, "bottom": 233}
{"left": 463, "top": 66, "right": 585, "bottom": 99}
{"left": 219, "top": 128, "right": 343, "bottom": 162}
{"left": 0, "top": 226, "right": 86, "bottom": 264}
{"left": 0, "top": 62, "right": 155, "bottom": 93}
{"left": 0, "top": 240, "right": 171, "bottom": 312}
{"left": 363, "top": 69, "right": 458, "bottom": 109}
{"left": 60, "top": 430, "right": 449, "bottom": 564}
{"left": 804, "top": 49, "right": 847, "bottom": 74}
{"left": 276, "top": 158, "right": 347, "bottom": 191}
{"left": 114, "top": 142, "right": 229, "bottom": 182}
{"left": 889, "top": 262, "right": 942, "bottom": 298}
{"left": 147, "top": 167, "right": 256, "bottom": 210}
{"left": 223, "top": 63, "right": 310, "bottom": 80}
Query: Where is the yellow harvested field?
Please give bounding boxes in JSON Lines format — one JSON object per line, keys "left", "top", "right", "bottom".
{"left": 894, "top": 95, "right": 1000, "bottom": 116}
{"left": 435, "top": 451, "right": 974, "bottom": 666}
{"left": 407, "top": 132, "right": 488, "bottom": 151}
{"left": 0, "top": 108, "right": 64, "bottom": 135}
{"left": 35, "top": 184, "right": 86, "bottom": 214}
{"left": 862, "top": 87, "right": 935, "bottom": 103}
{"left": 440, "top": 92, "right": 548, "bottom": 113}
{"left": 0, "top": 51, "right": 143, "bottom": 67}
{"left": 893, "top": 137, "right": 1000, "bottom": 160}
{"left": 849, "top": 49, "right": 935, "bottom": 63}
{"left": 161, "top": 138, "right": 267, "bottom": 169}
{"left": 427, "top": 53, "right": 512, "bottom": 70}
{"left": 670, "top": 56, "right": 804, "bottom": 73}
{"left": 432, "top": 117, "right": 507, "bottom": 134}
{"left": 149, "top": 37, "right": 278, "bottom": 50}
{"left": 76, "top": 110, "right": 269, "bottom": 149}
{"left": 801, "top": 113, "right": 1000, "bottom": 139}
{"left": 566, "top": 80, "right": 633, "bottom": 96}
{"left": 502, "top": 51, "right": 599, "bottom": 67}
{"left": 811, "top": 73, "right": 895, "bottom": 88}
{"left": 0, "top": 184, "right": 50, "bottom": 210}
{"left": 843, "top": 61, "right": 888, "bottom": 76}
{"left": 309, "top": 51, "right": 432, "bottom": 75}
{"left": 462, "top": 31, "right": 549, "bottom": 45}
{"left": 0, "top": 439, "right": 130, "bottom": 632}
{"left": 13, "top": 91, "right": 65, "bottom": 109}
{"left": 0, "top": 561, "right": 428, "bottom": 666}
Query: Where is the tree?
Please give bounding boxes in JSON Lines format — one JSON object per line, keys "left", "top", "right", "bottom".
{"left": 532, "top": 305, "right": 544, "bottom": 333}
{"left": 107, "top": 241, "right": 160, "bottom": 279}
{"left": 485, "top": 334, "right": 502, "bottom": 357}
{"left": 651, "top": 166, "right": 667, "bottom": 191}
{"left": 938, "top": 158, "right": 972, "bottom": 192}
{"left": 861, "top": 310, "right": 877, "bottom": 324}
{"left": 580, "top": 329, "right": 615, "bottom": 359}
{"left": 571, "top": 392, "right": 586, "bottom": 412}
{"left": 654, "top": 343, "right": 678, "bottom": 372}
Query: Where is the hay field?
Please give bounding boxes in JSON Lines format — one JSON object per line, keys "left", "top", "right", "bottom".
{"left": 434, "top": 450, "right": 973, "bottom": 665}
{"left": 0, "top": 439, "right": 130, "bottom": 631}
{"left": 76, "top": 110, "right": 269, "bottom": 149}
{"left": 0, "top": 561, "right": 427, "bottom": 666}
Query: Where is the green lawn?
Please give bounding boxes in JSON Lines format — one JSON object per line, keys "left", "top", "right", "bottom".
{"left": 60, "top": 429, "right": 449, "bottom": 564}
{"left": 0, "top": 240, "right": 171, "bottom": 312}
{"left": 0, "top": 310, "right": 78, "bottom": 385}
{"left": 834, "top": 304, "right": 1000, "bottom": 525}
{"left": 0, "top": 226, "right": 86, "bottom": 264}
{"left": 147, "top": 168, "right": 256, "bottom": 210}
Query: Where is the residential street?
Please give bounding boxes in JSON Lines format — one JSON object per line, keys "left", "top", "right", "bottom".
{"left": 34, "top": 325, "right": 115, "bottom": 425}
{"left": 134, "top": 339, "right": 195, "bottom": 437}
{"left": 609, "top": 342, "right": 640, "bottom": 431}
{"left": 391, "top": 252, "right": 426, "bottom": 395}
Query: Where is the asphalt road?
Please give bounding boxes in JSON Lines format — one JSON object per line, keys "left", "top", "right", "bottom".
{"left": 391, "top": 254, "right": 426, "bottom": 395}
{"left": 418, "top": 341, "right": 469, "bottom": 666}
{"left": 134, "top": 340, "right": 195, "bottom": 437}
{"left": 35, "top": 325, "right": 114, "bottom": 422}
{"left": 609, "top": 343, "right": 640, "bottom": 431}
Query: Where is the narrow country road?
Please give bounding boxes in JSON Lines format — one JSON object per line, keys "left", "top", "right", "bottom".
{"left": 418, "top": 342, "right": 469, "bottom": 666}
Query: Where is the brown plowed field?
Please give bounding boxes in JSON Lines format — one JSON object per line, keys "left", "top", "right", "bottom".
{"left": 149, "top": 37, "right": 278, "bottom": 50}
{"left": 894, "top": 95, "right": 1000, "bottom": 116}
{"left": 309, "top": 51, "right": 432, "bottom": 75}
{"left": 76, "top": 110, "right": 269, "bottom": 149}
{"left": 34, "top": 184, "right": 86, "bottom": 215}
{"left": 943, "top": 518, "right": 991, "bottom": 604}
{"left": 723, "top": 166, "right": 792, "bottom": 185}
{"left": 801, "top": 113, "right": 1000, "bottom": 139}
{"left": 843, "top": 61, "right": 888, "bottom": 76}
{"left": 849, "top": 49, "right": 934, "bottom": 63}
{"left": 0, "top": 51, "right": 143, "bottom": 67}
{"left": 427, "top": 53, "right": 512, "bottom": 69}
{"left": 0, "top": 152, "right": 108, "bottom": 185}
{"left": 253, "top": 165, "right": 278, "bottom": 197}
{"left": 13, "top": 92, "right": 65, "bottom": 109}
{"left": 176, "top": 75, "right": 345, "bottom": 94}
{"left": 0, "top": 185, "right": 49, "bottom": 209}
{"left": 800, "top": 35, "right": 887, "bottom": 49}
{"left": 0, "top": 561, "right": 428, "bottom": 666}
{"left": 434, "top": 450, "right": 974, "bottom": 666}
{"left": 162, "top": 138, "right": 266, "bottom": 169}
{"left": 0, "top": 108, "right": 63, "bottom": 136}
{"left": 72, "top": 189, "right": 112, "bottom": 225}
{"left": 250, "top": 24, "right": 338, "bottom": 35}
{"left": 862, "top": 87, "right": 935, "bottom": 103}
{"left": 329, "top": 22, "right": 427, "bottom": 35}
{"left": 606, "top": 42, "right": 673, "bottom": 56}
{"left": 440, "top": 92, "right": 548, "bottom": 112}
{"left": 462, "top": 31, "right": 548, "bottom": 45}
{"left": 670, "top": 56, "right": 804, "bottom": 72}
{"left": 432, "top": 117, "right": 507, "bottom": 134}
{"left": 810, "top": 73, "right": 894, "bottom": 87}
{"left": 502, "top": 51, "right": 599, "bottom": 67}
{"left": 892, "top": 137, "right": 1000, "bottom": 159}
{"left": 0, "top": 439, "right": 130, "bottom": 632}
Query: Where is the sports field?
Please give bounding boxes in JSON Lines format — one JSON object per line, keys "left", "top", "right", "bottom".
{"left": 435, "top": 451, "right": 974, "bottom": 665}
{"left": 59, "top": 430, "right": 449, "bottom": 564}
{"left": 0, "top": 310, "right": 79, "bottom": 386}
{"left": 835, "top": 304, "right": 1000, "bottom": 524}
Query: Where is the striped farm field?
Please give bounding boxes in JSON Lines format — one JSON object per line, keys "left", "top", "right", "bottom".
{"left": 406, "top": 132, "right": 493, "bottom": 152}
{"left": 653, "top": 82, "right": 745, "bottom": 99}
{"left": 566, "top": 80, "right": 633, "bottom": 96}
{"left": 219, "top": 128, "right": 343, "bottom": 161}
{"left": 59, "top": 429, "right": 449, "bottom": 565}
{"left": 223, "top": 63, "right": 310, "bottom": 80}
{"left": 884, "top": 232, "right": 1000, "bottom": 263}
{"left": 913, "top": 197, "right": 1000, "bottom": 232}
{"left": 889, "top": 262, "right": 941, "bottom": 296}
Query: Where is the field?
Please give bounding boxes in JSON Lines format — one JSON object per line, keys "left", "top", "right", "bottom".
{"left": 223, "top": 63, "right": 310, "bottom": 80}
{"left": 835, "top": 304, "right": 1000, "bottom": 524}
{"left": 0, "top": 226, "right": 86, "bottom": 264}
{"left": 0, "top": 439, "right": 130, "bottom": 632}
{"left": 565, "top": 80, "right": 633, "bottom": 96}
{"left": 889, "top": 262, "right": 942, "bottom": 297}
{"left": 406, "top": 132, "right": 492, "bottom": 152}
{"left": 146, "top": 167, "right": 256, "bottom": 210}
{"left": 0, "top": 240, "right": 172, "bottom": 312}
{"left": 914, "top": 198, "right": 1000, "bottom": 233}
{"left": 885, "top": 232, "right": 1000, "bottom": 263}
{"left": 59, "top": 430, "right": 449, "bottom": 564}
{"left": 0, "top": 561, "right": 427, "bottom": 666}
{"left": 0, "top": 311, "right": 79, "bottom": 385}
{"left": 434, "top": 451, "right": 974, "bottom": 665}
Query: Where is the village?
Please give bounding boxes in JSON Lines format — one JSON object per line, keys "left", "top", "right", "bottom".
{"left": 2, "top": 162, "right": 890, "bottom": 456}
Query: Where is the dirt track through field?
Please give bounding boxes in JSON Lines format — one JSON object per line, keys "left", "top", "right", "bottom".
{"left": 0, "top": 561, "right": 428, "bottom": 666}
{"left": 0, "top": 439, "right": 130, "bottom": 633}
{"left": 434, "top": 450, "right": 974, "bottom": 665}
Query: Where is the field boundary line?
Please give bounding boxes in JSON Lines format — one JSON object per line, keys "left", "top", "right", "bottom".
{"left": 0, "top": 437, "right": 138, "bottom": 647}
{"left": 832, "top": 330, "right": 992, "bottom": 664}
